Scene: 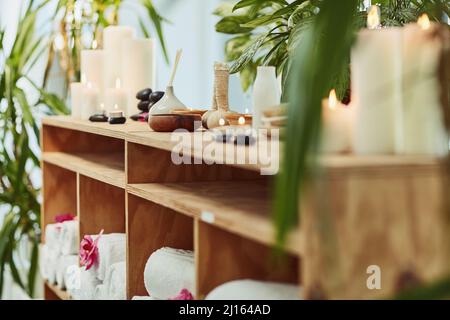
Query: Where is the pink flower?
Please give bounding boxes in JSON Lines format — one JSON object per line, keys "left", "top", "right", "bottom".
{"left": 169, "top": 289, "right": 194, "bottom": 300}
{"left": 79, "top": 229, "right": 103, "bottom": 270}
{"left": 55, "top": 213, "right": 76, "bottom": 223}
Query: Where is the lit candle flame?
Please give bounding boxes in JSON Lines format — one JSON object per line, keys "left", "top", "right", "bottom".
{"left": 418, "top": 14, "right": 430, "bottom": 30}
{"left": 100, "top": 103, "right": 105, "bottom": 110}
{"left": 115, "top": 78, "right": 121, "bottom": 89}
{"left": 238, "top": 116, "right": 246, "bottom": 125}
{"left": 219, "top": 118, "right": 225, "bottom": 126}
{"left": 328, "top": 89, "right": 338, "bottom": 110}
{"left": 114, "top": 104, "right": 119, "bottom": 110}
{"left": 367, "top": 5, "right": 381, "bottom": 29}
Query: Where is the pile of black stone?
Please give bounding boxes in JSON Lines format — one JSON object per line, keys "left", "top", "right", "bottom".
{"left": 130, "top": 88, "right": 164, "bottom": 122}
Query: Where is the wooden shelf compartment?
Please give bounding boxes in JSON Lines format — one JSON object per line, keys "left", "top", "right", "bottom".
{"left": 79, "top": 175, "right": 126, "bottom": 237}
{"left": 44, "top": 281, "right": 71, "bottom": 300}
{"left": 195, "top": 221, "right": 300, "bottom": 299}
{"left": 127, "top": 194, "right": 194, "bottom": 299}
{"left": 41, "top": 162, "right": 78, "bottom": 243}
{"left": 127, "top": 180, "right": 302, "bottom": 256}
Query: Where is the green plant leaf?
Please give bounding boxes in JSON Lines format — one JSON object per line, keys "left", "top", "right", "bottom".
{"left": 274, "top": 0, "right": 359, "bottom": 246}
{"left": 229, "top": 34, "right": 267, "bottom": 73}
{"left": 216, "top": 15, "right": 255, "bottom": 34}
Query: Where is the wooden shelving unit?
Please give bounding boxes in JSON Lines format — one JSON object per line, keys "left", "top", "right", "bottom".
{"left": 41, "top": 115, "right": 449, "bottom": 300}
{"left": 41, "top": 116, "right": 301, "bottom": 300}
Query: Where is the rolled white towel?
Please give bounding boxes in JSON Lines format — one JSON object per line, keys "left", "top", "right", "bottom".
{"left": 205, "top": 280, "right": 302, "bottom": 300}
{"left": 67, "top": 266, "right": 101, "bottom": 300}
{"left": 104, "top": 261, "right": 126, "bottom": 300}
{"left": 60, "top": 220, "right": 79, "bottom": 255}
{"left": 96, "top": 233, "right": 126, "bottom": 281}
{"left": 39, "top": 244, "right": 59, "bottom": 284}
{"left": 45, "top": 223, "right": 62, "bottom": 253}
{"left": 56, "top": 255, "right": 78, "bottom": 289}
{"left": 94, "top": 284, "right": 108, "bottom": 300}
{"left": 144, "top": 247, "right": 195, "bottom": 299}
{"left": 132, "top": 296, "right": 159, "bottom": 300}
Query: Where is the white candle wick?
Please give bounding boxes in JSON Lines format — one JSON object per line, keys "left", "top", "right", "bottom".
{"left": 367, "top": 5, "right": 381, "bottom": 29}
{"left": 417, "top": 13, "right": 431, "bottom": 30}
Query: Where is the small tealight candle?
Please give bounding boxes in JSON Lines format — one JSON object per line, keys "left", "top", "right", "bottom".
{"left": 105, "top": 78, "right": 128, "bottom": 114}
{"left": 109, "top": 104, "right": 127, "bottom": 125}
{"left": 321, "top": 89, "right": 352, "bottom": 153}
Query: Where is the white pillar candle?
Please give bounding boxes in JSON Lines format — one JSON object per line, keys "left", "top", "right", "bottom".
{"left": 351, "top": 6, "right": 403, "bottom": 154}
{"left": 103, "top": 26, "right": 135, "bottom": 90}
{"left": 401, "top": 14, "right": 448, "bottom": 156}
{"left": 321, "top": 89, "right": 352, "bottom": 153}
{"left": 81, "top": 83, "right": 100, "bottom": 120}
{"left": 80, "top": 50, "right": 105, "bottom": 92}
{"left": 105, "top": 78, "right": 128, "bottom": 113}
{"left": 122, "top": 38, "right": 156, "bottom": 116}
{"left": 70, "top": 82, "right": 84, "bottom": 119}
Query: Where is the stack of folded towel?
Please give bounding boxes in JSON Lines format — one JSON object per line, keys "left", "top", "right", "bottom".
{"left": 39, "top": 219, "right": 79, "bottom": 289}
{"left": 205, "top": 279, "right": 302, "bottom": 300}
{"left": 132, "top": 247, "right": 195, "bottom": 300}
{"left": 69, "top": 233, "right": 127, "bottom": 300}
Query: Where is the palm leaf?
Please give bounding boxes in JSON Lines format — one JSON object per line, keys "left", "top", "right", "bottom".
{"left": 274, "top": 0, "right": 359, "bottom": 246}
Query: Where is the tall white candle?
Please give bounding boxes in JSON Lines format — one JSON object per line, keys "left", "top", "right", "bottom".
{"left": 103, "top": 26, "right": 135, "bottom": 90}
{"left": 401, "top": 14, "right": 448, "bottom": 156}
{"left": 351, "top": 6, "right": 403, "bottom": 154}
{"left": 321, "top": 90, "right": 352, "bottom": 153}
{"left": 70, "top": 82, "right": 84, "bottom": 119}
{"left": 80, "top": 50, "right": 105, "bottom": 92}
{"left": 81, "top": 83, "right": 100, "bottom": 120}
{"left": 105, "top": 78, "right": 128, "bottom": 113}
{"left": 122, "top": 38, "right": 156, "bottom": 116}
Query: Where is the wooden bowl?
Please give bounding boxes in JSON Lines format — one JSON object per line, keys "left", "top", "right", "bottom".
{"left": 149, "top": 114, "right": 201, "bottom": 132}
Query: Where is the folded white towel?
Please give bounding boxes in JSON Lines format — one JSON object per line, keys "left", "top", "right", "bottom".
{"left": 103, "top": 261, "right": 126, "bottom": 300}
{"left": 67, "top": 266, "right": 101, "bottom": 300}
{"left": 144, "top": 247, "right": 195, "bottom": 299}
{"left": 132, "top": 296, "right": 159, "bottom": 300}
{"left": 56, "top": 255, "right": 78, "bottom": 289}
{"left": 60, "top": 220, "right": 79, "bottom": 255}
{"left": 96, "top": 233, "right": 126, "bottom": 281}
{"left": 45, "top": 223, "right": 62, "bottom": 253}
{"left": 205, "top": 280, "right": 301, "bottom": 300}
{"left": 39, "top": 243, "right": 59, "bottom": 284}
